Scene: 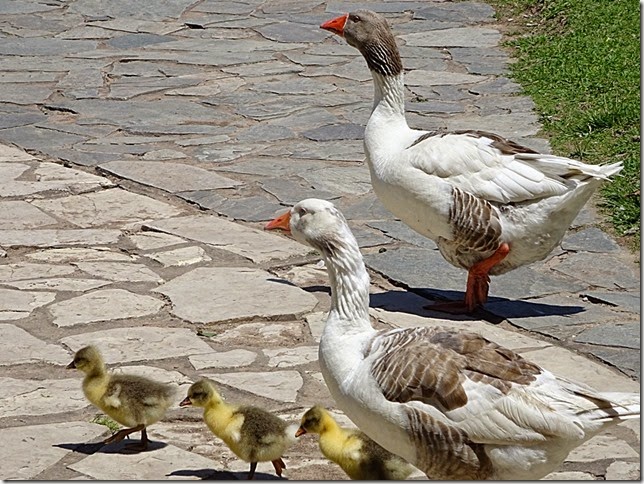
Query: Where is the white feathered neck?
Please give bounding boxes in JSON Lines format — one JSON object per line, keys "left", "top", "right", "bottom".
{"left": 315, "top": 224, "right": 372, "bottom": 333}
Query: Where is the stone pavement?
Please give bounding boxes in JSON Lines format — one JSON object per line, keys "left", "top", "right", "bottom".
{"left": 0, "top": 0, "right": 639, "bottom": 480}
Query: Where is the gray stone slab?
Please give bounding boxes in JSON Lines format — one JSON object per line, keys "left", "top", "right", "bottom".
{"left": 0, "top": 83, "right": 55, "bottom": 105}
{"left": 468, "top": 77, "right": 522, "bottom": 95}
{"left": 108, "top": 75, "right": 203, "bottom": 100}
{"left": 303, "top": 123, "right": 365, "bottom": 141}
{"left": 492, "top": 266, "right": 587, "bottom": 300}
{"left": 486, "top": 294, "right": 621, "bottom": 332}
{"left": 567, "top": 434, "right": 640, "bottom": 463}
{"left": 0, "top": 377, "right": 86, "bottom": 417}
{"left": 0, "top": 323, "right": 70, "bottom": 366}
{"left": 142, "top": 149, "right": 187, "bottom": 160}
{"left": 0, "top": 125, "right": 88, "bottom": 152}
{"left": 223, "top": 60, "right": 304, "bottom": 77}
{"left": 145, "top": 245, "right": 211, "bottom": 267}
{"left": 300, "top": 165, "right": 372, "bottom": 195}
{"left": 69, "top": 0, "right": 195, "bottom": 20}
{"left": 446, "top": 112, "right": 541, "bottom": 139}
{"left": 406, "top": 99, "right": 466, "bottom": 114}
{"left": 605, "top": 461, "right": 641, "bottom": 480}
{"left": 561, "top": 227, "right": 620, "bottom": 253}
{"left": 235, "top": 124, "right": 295, "bottom": 142}
{"left": 60, "top": 326, "right": 214, "bottom": 363}
{"left": 74, "top": 261, "right": 163, "bottom": 282}
{"left": 193, "top": 143, "right": 259, "bottom": 163}
{"left": 1, "top": 422, "right": 106, "bottom": 480}
{"left": 0, "top": 263, "right": 76, "bottom": 282}
{"left": 211, "top": 321, "right": 307, "bottom": 347}
{"left": 0, "top": 201, "right": 58, "bottom": 229}
{"left": 4, "top": 278, "right": 111, "bottom": 292}
{"left": 574, "top": 322, "right": 640, "bottom": 349}
{"left": 0, "top": 288, "right": 56, "bottom": 321}
{"left": 145, "top": 214, "right": 312, "bottom": 262}
{"left": 406, "top": 69, "right": 487, "bottom": 86}
{"left": 349, "top": 225, "right": 393, "bottom": 248}
{"left": 215, "top": 158, "right": 328, "bottom": 177}
{"left": 336, "top": 195, "right": 393, "bottom": 221}
{"left": 0, "top": 112, "right": 47, "bottom": 129}
{"left": 69, "top": 441, "right": 219, "bottom": 480}
{"left": 0, "top": 38, "right": 98, "bottom": 56}
{"left": 554, "top": 253, "right": 640, "bottom": 289}
{"left": 401, "top": 27, "right": 501, "bottom": 48}
{"left": 154, "top": 267, "right": 318, "bottom": 323}
{"left": 582, "top": 291, "right": 640, "bottom": 313}
{"left": 264, "top": 346, "right": 319, "bottom": 368}
{"left": 0, "top": 229, "right": 122, "bottom": 248}
{"left": 25, "top": 247, "right": 134, "bottom": 263}
{"left": 189, "top": 349, "right": 257, "bottom": 370}
{"left": 256, "top": 21, "right": 328, "bottom": 43}
{"left": 126, "top": 232, "right": 187, "bottom": 251}
{"left": 259, "top": 139, "right": 365, "bottom": 162}
{"left": 366, "top": 220, "right": 438, "bottom": 249}
{"left": 32, "top": 188, "right": 183, "bottom": 228}
{"left": 100, "top": 160, "right": 241, "bottom": 193}
{"left": 252, "top": 77, "right": 337, "bottom": 96}
{"left": 583, "top": 346, "right": 641, "bottom": 379}
{"left": 205, "top": 370, "right": 303, "bottom": 403}
{"left": 177, "top": 191, "right": 284, "bottom": 223}
{"left": 413, "top": 2, "right": 495, "bottom": 22}
{"left": 0, "top": 0, "right": 62, "bottom": 13}
{"left": 106, "top": 33, "right": 175, "bottom": 49}
{"left": 49, "top": 288, "right": 164, "bottom": 327}
{"left": 302, "top": 57, "right": 373, "bottom": 82}
{"left": 260, "top": 178, "right": 339, "bottom": 206}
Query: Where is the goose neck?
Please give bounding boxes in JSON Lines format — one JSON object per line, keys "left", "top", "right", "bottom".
{"left": 372, "top": 71, "right": 406, "bottom": 119}
{"left": 321, "top": 238, "right": 371, "bottom": 330}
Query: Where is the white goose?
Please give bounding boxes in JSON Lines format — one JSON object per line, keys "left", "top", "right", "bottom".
{"left": 266, "top": 198, "right": 639, "bottom": 480}
{"left": 320, "top": 11, "right": 623, "bottom": 313}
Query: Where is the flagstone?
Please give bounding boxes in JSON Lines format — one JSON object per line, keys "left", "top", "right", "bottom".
{"left": 0, "top": 288, "right": 56, "bottom": 321}
{"left": 60, "top": 326, "right": 214, "bottom": 363}
{"left": 0, "top": 323, "right": 70, "bottom": 365}
{"left": 206, "top": 370, "right": 303, "bottom": 402}
{"left": 49, "top": 288, "right": 164, "bottom": 327}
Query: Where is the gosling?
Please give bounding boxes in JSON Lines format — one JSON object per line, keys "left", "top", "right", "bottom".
{"left": 180, "top": 378, "right": 297, "bottom": 479}
{"left": 297, "top": 406, "right": 414, "bottom": 480}
{"left": 67, "top": 345, "right": 175, "bottom": 451}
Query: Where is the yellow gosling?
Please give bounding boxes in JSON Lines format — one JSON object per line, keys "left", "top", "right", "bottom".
{"left": 67, "top": 345, "right": 175, "bottom": 451}
{"left": 296, "top": 406, "right": 414, "bottom": 480}
{"left": 180, "top": 378, "right": 297, "bottom": 479}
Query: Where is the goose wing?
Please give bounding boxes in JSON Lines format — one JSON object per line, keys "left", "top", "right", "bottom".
{"left": 367, "top": 326, "right": 585, "bottom": 445}
{"left": 406, "top": 130, "right": 586, "bottom": 204}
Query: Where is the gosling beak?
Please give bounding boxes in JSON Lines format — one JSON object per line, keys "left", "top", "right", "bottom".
{"left": 265, "top": 211, "right": 291, "bottom": 233}
{"left": 295, "top": 426, "right": 307, "bottom": 438}
{"left": 179, "top": 397, "right": 192, "bottom": 407}
{"left": 66, "top": 361, "right": 76, "bottom": 369}
{"left": 320, "top": 13, "right": 349, "bottom": 36}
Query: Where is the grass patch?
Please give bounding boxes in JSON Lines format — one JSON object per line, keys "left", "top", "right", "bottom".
{"left": 486, "top": 0, "right": 640, "bottom": 250}
{"left": 91, "top": 413, "right": 120, "bottom": 433}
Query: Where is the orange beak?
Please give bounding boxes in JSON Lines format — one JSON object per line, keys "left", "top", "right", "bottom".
{"left": 295, "top": 426, "right": 307, "bottom": 438}
{"left": 320, "top": 13, "right": 348, "bottom": 36}
{"left": 179, "top": 397, "right": 192, "bottom": 407}
{"left": 265, "top": 210, "right": 291, "bottom": 233}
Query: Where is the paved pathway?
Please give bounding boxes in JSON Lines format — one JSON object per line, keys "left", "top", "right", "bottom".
{"left": 0, "top": 0, "right": 639, "bottom": 480}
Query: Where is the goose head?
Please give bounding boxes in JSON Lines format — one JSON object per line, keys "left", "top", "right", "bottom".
{"left": 295, "top": 405, "right": 330, "bottom": 437}
{"left": 66, "top": 345, "right": 103, "bottom": 374}
{"left": 321, "top": 10, "right": 402, "bottom": 77}
{"left": 180, "top": 378, "right": 223, "bottom": 408}
{"left": 265, "top": 198, "right": 355, "bottom": 256}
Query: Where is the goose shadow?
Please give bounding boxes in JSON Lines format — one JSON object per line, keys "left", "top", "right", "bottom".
{"left": 370, "top": 289, "right": 585, "bottom": 323}
{"left": 167, "top": 468, "right": 284, "bottom": 480}
{"left": 54, "top": 439, "right": 168, "bottom": 455}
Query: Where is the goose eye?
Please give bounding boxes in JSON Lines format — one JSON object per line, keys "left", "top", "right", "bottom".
{"left": 350, "top": 14, "right": 361, "bottom": 22}
{"left": 297, "top": 207, "right": 308, "bottom": 217}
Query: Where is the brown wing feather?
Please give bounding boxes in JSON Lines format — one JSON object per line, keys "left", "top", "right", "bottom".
{"left": 369, "top": 327, "right": 542, "bottom": 412}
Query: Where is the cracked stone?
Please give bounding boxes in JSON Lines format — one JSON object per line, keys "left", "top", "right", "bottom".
{"left": 561, "top": 227, "right": 620, "bottom": 253}
{"left": 582, "top": 291, "right": 640, "bottom": 313}
{"left": 144, "top": 214, "right": 311, "bottom": 263}
{"left": 0, "top": 229, "right": 122, "bottom": 248}
{"left": 100, "top": 160, "right": 241, "bottom": 193}
{"left": 0, "top": 263, "right": 76, "bottom": 282}
{"left": 25, "top": 247, "right": 135, "bottom": 263}
{"left": 1, "top": 422, "right": 106, "bottom": 480}
{"left": 264, "top": 346, "right": 319, "bottom": 368}
{"left": 206, "top": 370, "right": 303, "bottom": 403}
{"left": 567, "top": 434, "right": 639, "bottom": 462}
{"left": 60, "top": 326, "right": 213, "bottom": 363}
{"left": 154, "top": 267, "right": 317, "bottom": 324}
{"left": 0, "top": 324, "right": 70, "bottom": 366}
{"left": 554, "top": 253, "right": 639, "bottom": 289}
{"left": 574, "top": 322, "right": 640, "bottom": 349}
{"left": 401, "top": 27, "right": 501, "bottom": 48}
{"left": 406, "top": 70, "right": 486, "bottom": 86}
{"left": 256, "top": 21, "right": 328, "bottom": 43}
{"left": 0, "top": 377, "right": 86, "bottom": 417}
{"left": 204, "top": 322, "right": 306, "bottom": 348}
{"left": 0, "top": 288, "right": 56, "bottom": 321}
{"left": 189, "top": 349, "right": 257, "bottom": 370}
{"left": 74, "top": 261, "right": 162, "bottom": 282}
{"left": 126, "top": 232, "right": 187, "bottom": 250}
{"left": 302, "top": 123, "right": 365, "bottom": 141}
{"left": 49, "top": 288, "right": 164, "bottom": 327}
{"left": 145, "top": 246, "right": 211, "bottom": 267}
{"left": 0, "top": 201, "right": 58, "bottom": 230}
{"left": 3, "top": 278, "right": 111, "bottom": 292}
{"left": 605, "top": 461, "right": 640, "bottom": 480}
{"left": 31, "top": 188, "right": 183, "bottom": 228}
{"left": 141, "top": 149, "right": 187, "bottom": 160}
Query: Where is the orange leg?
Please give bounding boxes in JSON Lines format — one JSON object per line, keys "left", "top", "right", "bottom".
{"left": 271, "top": 457, "right": 286, "bottom": 477}
{"left": 426, "top": 243, "right": 510, "bottom": 314}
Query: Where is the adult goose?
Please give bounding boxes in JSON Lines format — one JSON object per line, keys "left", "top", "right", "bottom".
{"left": 320, "top": 11, "right": 623, "bottom": 313}
{"left": 266, "top": 198, "right": 639, "bottom": 480}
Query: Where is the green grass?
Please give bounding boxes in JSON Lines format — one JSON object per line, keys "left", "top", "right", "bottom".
{"left": 486, "top": 0, "right": 640, "bottom": 250}
{"left": 91, "top": 414, "right": 121, "bottom": 433}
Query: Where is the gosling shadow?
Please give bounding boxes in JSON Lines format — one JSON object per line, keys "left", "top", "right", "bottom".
{"left": 167, "top": 468, "right": 284, "bottom": 480}
{"left": 54, "top": 439, "right": 168, "bottom": 455}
